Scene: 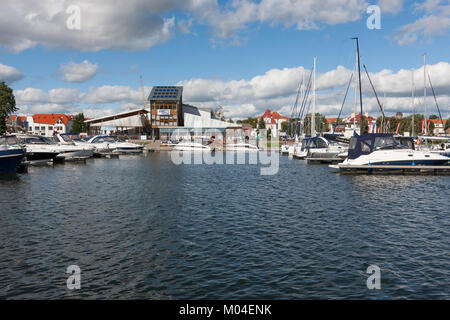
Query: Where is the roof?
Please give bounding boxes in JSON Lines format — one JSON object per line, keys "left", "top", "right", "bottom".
{"left": 262, "top": 109, "right": 289, "bottom": 120}
{"left": 10, "top": 115, "right": 26, "bottom": 122}
{"left": 326, "top": 118, "right": 337, "bottom": 124}
{"left": 33, "top": 114, "right": 71, "bottom": 125}
{"left": 85, "top": 108, "right": 149, "bottom": 124}
{"left": 148, "top": 86, "right": 183, "bottom": 101}
{"left": 346, "top": 113, "right": 375, "bottom": 123}
{"left": 429, "top": 119, "right": 447, "bottom": 125}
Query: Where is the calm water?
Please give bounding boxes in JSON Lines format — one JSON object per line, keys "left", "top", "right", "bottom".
{"left": 0, "top": 153, "right": 449, "bottom": 299}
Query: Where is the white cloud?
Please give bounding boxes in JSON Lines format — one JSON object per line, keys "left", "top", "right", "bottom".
{"left": 0, "top": 0, "right": 181, "bottom": 52}
{"left": 393, "top": 0, "right": 450, "bottom": 45}
{"left": 377, "top": 0, "right": 403, "bottom": 14}
{"left": 11, "top": 62, "right": 450, "bottom": 119}
{"left": 0, "top": 0, "right": 400, "bottom": 52}
{"left": 0, "top": 63, "right": 23, "bottom": 83}
{"left": 58, "top": 60, "right": 99, "bottom": 83}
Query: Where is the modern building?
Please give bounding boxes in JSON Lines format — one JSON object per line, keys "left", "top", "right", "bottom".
{"left": 148, "top": 86, "right": 183, "bottom": 138}
{"left": 85, "top": 108, "right": 150, "bottom": 136}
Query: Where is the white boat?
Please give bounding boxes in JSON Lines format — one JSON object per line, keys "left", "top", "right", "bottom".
{"left": 173, "top": 141, "right": 212, "bottom": 152}
{"left": 341, "top": 133, "right": 449, "bottom": 166}
{"left": 298, "top": 136, "right": 347, "bottom": 160}
{"left": 15, "top": 134, "right": 93, "bottom": 161}
{"left": 77, "top": 135, "right": 143, "bottom": 154}
{"left": 281, "top": 144, "right": 290, "bottom": 154}
{"left": 226, "top": 143, "right": 259, "bottom": 152}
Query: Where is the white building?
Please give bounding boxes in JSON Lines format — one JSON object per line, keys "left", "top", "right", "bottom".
{"left": 26, "top": 114, "right": 72, "bottom": 136}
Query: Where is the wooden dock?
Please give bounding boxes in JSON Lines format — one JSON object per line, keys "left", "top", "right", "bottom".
{"left": 334, "top": 164, "right": 450, "bottom": 175}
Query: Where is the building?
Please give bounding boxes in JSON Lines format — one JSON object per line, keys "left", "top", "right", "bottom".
{"left": 85, "top": 108, "right": 150, "bottom": 136}
{"left": 148, "top": 86, "right": 183, "bottom": 138}
{"left": 26, "top": 114, "right": 72, "bottom": 136}
{"left": 430, "top": 118, "right": 448, "bottom": 136}
{"left": 258, "top": 109, "right": 289, "bottom": 138}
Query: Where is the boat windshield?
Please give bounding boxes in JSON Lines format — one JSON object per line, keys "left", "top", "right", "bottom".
{"left": 60, "top": 134, "right": 82, "bottom": 142}
{"left": 374, "top": 136, "right": 407, "bottom": 150}
{"left": 0, "top": 136, "right": 20, "bottom": 146}
{"left": 92, "top": 136, "right": 117, "bottom": 143}
{"left": 16, "top": 135, "right": 52, "bottom": 145}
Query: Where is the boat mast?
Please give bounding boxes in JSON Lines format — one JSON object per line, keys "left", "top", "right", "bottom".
{"left": 352, "top": 37, "right": 364, "bottom": 134}
{"left": 311, "top": 57, "right": 316, "bottom": 137}
{"left": 422, "top": 53, "right": 427, "bottom": 135}
{"left": 411, "top": 69, "right": 415, "bottom": 137}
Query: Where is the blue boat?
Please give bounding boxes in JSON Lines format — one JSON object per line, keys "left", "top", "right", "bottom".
{"left": 0, "top": 136, "right": 25, "bottom": 174}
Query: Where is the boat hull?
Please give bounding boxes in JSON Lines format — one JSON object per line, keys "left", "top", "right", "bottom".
{"left": 0, "top": 149, "right": 25, "bottom": 173}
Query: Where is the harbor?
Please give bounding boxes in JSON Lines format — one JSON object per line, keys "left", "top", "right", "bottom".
{"left": 1, "top": 0, "right": 450, "bottom": 304}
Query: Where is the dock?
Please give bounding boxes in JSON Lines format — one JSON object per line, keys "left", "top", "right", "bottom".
{"left": 94, "top": 152, "right": 120, "bottom": 159}
{"left": 333, "top": 164, "right": 450, "bottom": 175}
{"left": 306, "top": 157, "right": 343, "bottom": 164}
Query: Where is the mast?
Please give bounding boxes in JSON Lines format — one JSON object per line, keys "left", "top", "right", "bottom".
{"left": 423, "top": 53, "right": 427, "bottom": 135}
{"left": 352, "top": 37, "right": 364, "bottom": 134}
{"left": 311, "top": 57, "right": 316, "bottom": 137}
{"left": 140, "top": 75, "right": 147, "bottom": 109}
{"left": 411, "top": 69, "right": 415, "bottom": 137}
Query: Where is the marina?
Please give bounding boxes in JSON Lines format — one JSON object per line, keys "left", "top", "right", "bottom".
{"left": 1, "top": 0, "right": 450, "bottom": 304}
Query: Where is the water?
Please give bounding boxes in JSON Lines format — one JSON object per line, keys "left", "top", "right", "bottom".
{"left": 0, "top": 153, "right": 448, "bottom": 299}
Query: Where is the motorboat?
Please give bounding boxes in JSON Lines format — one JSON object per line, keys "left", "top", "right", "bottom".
{"left": 15, "top": 134, "right": 94, "bottom": 161}
{"left": 280, "top": 144, "right": 290, "bottom": 154}
{"left": 76, "top": 135, "right": 144, "bottom": 154}
{"left": 341, "top": 133, "right": 449, "bottom": 166}
{"left": 226, "top": 142, "right": 259, "bottom": 152}
{"left": 293, "top": 136, "right": 346, "bottom": 161}
{"left": 0, "top": 136, "right": 25, "bottom": 174}
{"left": 173, "top": 141, "right": 212, "bottom": 152}
{"left": 14, "top": 134, "right": 61, "bottom": 162}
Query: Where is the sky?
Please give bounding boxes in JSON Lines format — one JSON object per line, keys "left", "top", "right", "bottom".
{"left": 0, "top": 0, "right": 449, "bottom": 120}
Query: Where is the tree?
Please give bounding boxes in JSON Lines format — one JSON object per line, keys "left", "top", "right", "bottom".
{"left": 258, "top": 117, "right": 266, "bottom": 129}
{"left": 227, "top": 119, "right": 234, "bottom": 123}
{"left": 0, "top": 82, "right": 18, "bottom": 135}
{"left": 446, "top": 118, "right": 450, "bottom": 130}
{"left": 429, "top": 114, "right": 439, "bottom": 119}
{"left": 281, "top": 120, "right": 289, "bottom": 133}
{"left": 71, "top": 113, "right": 88, "bottom": 133}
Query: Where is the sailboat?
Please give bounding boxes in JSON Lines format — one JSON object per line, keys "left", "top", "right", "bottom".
{"left": 331, "top": 38, "right": 449, "bottom": 170}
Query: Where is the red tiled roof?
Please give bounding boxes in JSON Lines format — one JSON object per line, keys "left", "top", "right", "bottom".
{"left": 326, "top": 118, "right": 337, "bottom": 124}
{"left": 11, "top": 115, "right": 26, "bottom": 122}
{"left": 346, "top": 113, "right": 375, "bottom": 122}
{"left": 429, "top": 119, "right": 447, "bottom": 125}
{"left": 33, "top": 114, "right": 71, "bottom": 125}
{"left": 262, "top": 109, "right": 272, "bottom": 118}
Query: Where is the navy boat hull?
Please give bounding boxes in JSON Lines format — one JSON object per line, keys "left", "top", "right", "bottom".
{"left": 0, "top": 149, "right": 25, "bottom": 173}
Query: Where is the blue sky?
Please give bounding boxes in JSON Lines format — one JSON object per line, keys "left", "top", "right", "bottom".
{"left": 0, "top": 0, "right": 449, "bottom": 119}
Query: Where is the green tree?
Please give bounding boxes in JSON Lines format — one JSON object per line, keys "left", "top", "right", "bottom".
{"left": 0, "top": 82, "right": 18, "bottom": 135}
{"left": 446, "top": 118, "right": 450, "bottom": 130}
{"left": 227, "top": 119, "right": 234, "bottom": 123}
{"left": 258, "top": 117, "right": 266, "bottom": 129}
{"left": 281, "top": 120, "right": 289, "bottom": 133}
{"left": 429, "top": 114, "right": 439, "bottom": 119}
{"left": 71, "top": 113, "right": 88, "bottom": 133}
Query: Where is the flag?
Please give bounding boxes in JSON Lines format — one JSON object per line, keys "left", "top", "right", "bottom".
{"left": 386, "top": 120, "right": 390, "bottom": 132}
{"left": 421, "top": 119, "right": 426, "bottom": 134}
{"left": 395, "top": 122, "right": 401, "bottom": 134}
